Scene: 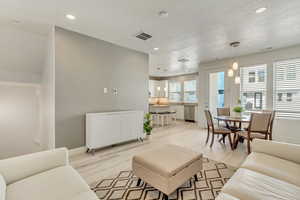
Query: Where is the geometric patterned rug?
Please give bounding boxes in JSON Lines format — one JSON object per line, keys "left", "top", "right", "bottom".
{"left": 91, "top": 157, "right": 236, "bottom": 200}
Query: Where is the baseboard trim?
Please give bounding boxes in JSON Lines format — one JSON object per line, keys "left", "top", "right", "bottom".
{"left": 69, "top": 146, "right": 86, "bottom": 156}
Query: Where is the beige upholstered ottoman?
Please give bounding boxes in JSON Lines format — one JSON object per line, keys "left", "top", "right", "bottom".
{"left": 132, "top": 144, "right": 202, "bottom": 199}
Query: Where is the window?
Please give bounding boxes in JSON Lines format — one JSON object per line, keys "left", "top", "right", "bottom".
{"left": 257, "top": 70, "right": 265, "bottom": 82}
{"left": 169, "top": 81, "right": 181, "bottom": 102}
{"left": 184, "top": 80, "right": 197, "bottom": 103}
{"left": 287, "top": 66, "right": 296, "bottom": 80}
{"left": 254, "top": 92, "right": 263, "bottom": 109}
{"left": 277, "top": 93, "right": 283, "bottom": 101}
{"left": 274, "top": 58, "right": 300, "bottom": 118}
{"left": 240, "top": 65, "right": 267, "bottom": 111}
{"left": 248, "top": 71, "right": 256, "bottom": 83}
{"left": 287, "top": 93, "right": 293, "bottom": 102}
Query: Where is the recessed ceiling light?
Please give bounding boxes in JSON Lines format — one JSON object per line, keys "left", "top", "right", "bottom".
{"left": 256, "top": 7, "right": 267, "bottom": 14}
{"left": 66, "top": 14, "right": 76, "bottom": 20}
{"left": 153, "top": 47, "right": 159, "bottom": 51}
{"left": 158, "top": 10, "right": 169, "bottom": 17}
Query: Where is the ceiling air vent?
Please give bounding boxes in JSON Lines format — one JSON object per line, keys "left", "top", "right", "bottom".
{"left": 178, "top": 58, "right": 190, "bottom": 63}
{"left": 135, "top": 32, "right": 152, "bottom": 40}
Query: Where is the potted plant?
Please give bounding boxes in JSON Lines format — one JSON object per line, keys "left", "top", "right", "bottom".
{"left": 143, "top": 113, "right": 153, "bottom": 140}
{"left": 233, "top": 100, "right": 244, "bottom": 117}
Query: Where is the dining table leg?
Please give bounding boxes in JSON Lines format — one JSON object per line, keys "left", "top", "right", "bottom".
{"left": 228, "top": 133, "right": 233, "bottom": 150}
{"left": 234, "top": 134, "right": 240, "bottom": 149}
{"left": 218, "top": 135, "right": 226, "bottom": 143}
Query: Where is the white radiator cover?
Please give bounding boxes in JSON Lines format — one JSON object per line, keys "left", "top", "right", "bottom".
{"left": 86, "top": 110, "right": 144, "bottom": 150}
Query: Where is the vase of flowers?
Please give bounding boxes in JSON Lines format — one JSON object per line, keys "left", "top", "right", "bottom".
{"left": 143, "top": 113, "right": 153, "bottom": 140}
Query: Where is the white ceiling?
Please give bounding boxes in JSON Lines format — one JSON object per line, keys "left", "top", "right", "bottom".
{"left": 1, "top": 0, "right": 300, "bottom": 76}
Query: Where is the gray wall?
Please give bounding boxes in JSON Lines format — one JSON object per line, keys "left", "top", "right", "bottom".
{"left": 55, "top": 27, "right": 149, "bottom": 149}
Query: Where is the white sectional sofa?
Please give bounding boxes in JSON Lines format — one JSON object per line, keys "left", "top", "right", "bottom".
{"left": 216, "top": 139, "right": 300, "bottom": 200}
{"left": 0, "top": 148, "right": 98, "bottom": 200}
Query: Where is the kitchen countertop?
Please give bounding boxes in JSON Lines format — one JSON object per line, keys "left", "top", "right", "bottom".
{"left": 149, "top": 102, "right": 198, "bottom": 106}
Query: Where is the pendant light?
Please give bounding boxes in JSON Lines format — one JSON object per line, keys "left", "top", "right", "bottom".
{"left": 235, "top": 76, "right": 241, "bottom": 84}
{"left": 230, "top": 41, "right": 240, "bottom": 72}
{"left": 232, "top": 61, "right": 239, "bottom": 70}
{"left": 228, "top": 41, "right": 241, "bottom": 80}
{"left": 228, "top": 69, "right": 234, "bottom": 77}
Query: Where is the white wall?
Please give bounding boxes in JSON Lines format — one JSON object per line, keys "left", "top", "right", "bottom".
{"left": 198, "top": 45, "right": 300, "bottom": 144}
{"left": 41, "top": 26, "right": 55, "bottom": 150}
{"left": 0, "top": 22, "right": 52, "bottom": 158}
{"left": 0, "top": 82, "right": 43, "bottom": 159}
{"left": 0, "top": 69, "right": 41, "bottom": 83}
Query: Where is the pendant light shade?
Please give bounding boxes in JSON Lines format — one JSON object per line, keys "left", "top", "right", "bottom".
{"left": 232, "top": 62, "right": 239, "bottom": 70}
{"left": 235, "top": 76, "right": 241, "bottom": 84}
{"left": 228, "top": 69, "right": 234, "bottom": 77}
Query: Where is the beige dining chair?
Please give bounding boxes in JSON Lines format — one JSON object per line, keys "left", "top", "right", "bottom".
{"left": 217, "top": 107, "right": 231, "bottom": 116}
{"left": 235, "top": 112, "right": 272, "bottom": 154}
{"left": 216, "top": 107, "right": 230, "bottom": 128}
{"left": 204, "top": 110, "right": 233, "bottom": 149}
{"left": 262, "top": 110, "right": 276, "bottom": 140}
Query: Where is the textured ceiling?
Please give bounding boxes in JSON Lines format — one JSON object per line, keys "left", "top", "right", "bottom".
{"left": 1, "top": 0, "right": 300, "bottom": 76}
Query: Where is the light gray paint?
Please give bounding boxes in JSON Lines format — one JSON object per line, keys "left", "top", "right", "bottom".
{"left": 55, "top": 27, "right": 148, "bottom": 149}
{"left": 0, "top": 24, "right": 48, "bottom": 75}
{"left": 41, "top": 26, "right": 55, "bottom": 150}
{"left": 0, "top": 83, "right": 42, "bottom": 159}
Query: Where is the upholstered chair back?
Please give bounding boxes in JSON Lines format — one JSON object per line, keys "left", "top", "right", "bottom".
{"left": 204, "top": 110, "right": 214, "bottom": 129}
{"left": 217, "top": 107, "right": 230, "bottom": 116}
{"left": 249, "top": 112, "right": 271, "bottom": 133}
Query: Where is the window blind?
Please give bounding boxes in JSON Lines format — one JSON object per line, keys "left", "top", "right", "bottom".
{"left": 273, "top": 58, "right": 300, "bottom": 118}
{"left": 240, "top": 65, "right": 267, "bottom": 111}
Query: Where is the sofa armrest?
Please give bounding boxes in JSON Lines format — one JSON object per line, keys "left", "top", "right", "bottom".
{"left": 0, "top": 148, "right": 69, "bottom": 185}
{"left": 252, "top": 139, "right": 300, "bottom": 164}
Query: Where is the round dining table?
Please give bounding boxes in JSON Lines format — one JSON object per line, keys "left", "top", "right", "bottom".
{"left": 214, "top": 115, "right": 251, "bottom": 149}
{"left": 214, "top": 115, "right": 250, "bottom": 127}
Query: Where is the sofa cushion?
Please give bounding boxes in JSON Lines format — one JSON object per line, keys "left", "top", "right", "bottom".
{"left": 241, "top": 152, "right": 300, "bottom": 187}
{"left": 0, "top": 174, "right": 6, "bottom": 200}
{"left": 6, "top": 166, "right": 98, "bottom": 200}
{"left": 222, "top": 168, "right": 300, "bottom": 200}
{"left": 133, "top": 144, "right": 202, "bottom": 177}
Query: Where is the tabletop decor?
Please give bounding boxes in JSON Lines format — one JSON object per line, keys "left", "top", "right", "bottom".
{"left": 233, "top": 99, "right": 244, "bottom": 117}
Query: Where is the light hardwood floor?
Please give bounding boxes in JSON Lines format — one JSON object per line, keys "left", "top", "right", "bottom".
{"left": 70, "top": 121, "right": 248, "bottom": 185}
